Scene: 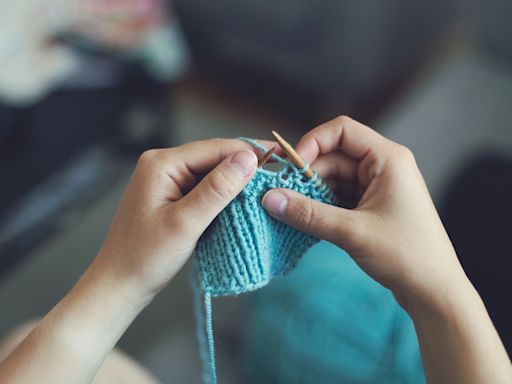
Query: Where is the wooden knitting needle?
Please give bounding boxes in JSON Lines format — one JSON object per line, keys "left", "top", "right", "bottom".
{"left": 271, "top": 130, "right": 314, "bottom": 179}
{"left": 258, "top": 146, "right": 276, "bottom": 167}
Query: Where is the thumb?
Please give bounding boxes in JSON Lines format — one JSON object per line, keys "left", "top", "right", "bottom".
{"left": 181, "top": 149, "right": 258, "bottom": 231}
{"left": 261, "top": 188, "right": 362, "bottom": 248}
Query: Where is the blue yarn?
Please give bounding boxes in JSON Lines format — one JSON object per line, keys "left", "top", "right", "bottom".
{"left": 204, "top": 293, "right": 217, "bottom": 384}
{"left": 193, "top": 137, "right": 337, "bottom": 383}
{"left": 191, "top": 267, "right": 211, "bottom": 384}
{"left": 242, "top": 241, "right": 425, "bottom": 383}
{"left": 196, "top": 138, "right": 336, "bottom": 297}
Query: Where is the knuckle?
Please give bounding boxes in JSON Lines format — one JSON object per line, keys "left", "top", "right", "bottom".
{"left": 137, "top": 149, "right": 161, "bottom": 169}
{"left": 290, "top": 198, "right": 315, "bottom": 230}
{"left": 209, "top": 137, "right": 225, "bottom": 146}
{"left": 395, "top": 144, "right": 416, "bottom": 163}
{"left": 335, "top": 115, "right": 352, "bottom": 126}
{"left": 196, "top": 138, "right": 225, "bottom": 151}
{"left": 387, "top": 144, "right": 417, "bottom": 172}
{"left": 166, "top": 207, "right": 190, "bottom": 233}
{"left": 332, "top": 212, "right": 367, "bottom": 250}
{"left": 205, "top": 168, "right": 238, "bottom": 204}
{"left": 342, "top": 214, "right": 365, "bottom": 244}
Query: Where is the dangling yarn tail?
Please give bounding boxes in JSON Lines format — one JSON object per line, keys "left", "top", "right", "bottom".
{"left": 192, "top": 262, "right": 217, "bottom": 384}
{"left": 204, "top": 292, "right": 217, "bottom": 384}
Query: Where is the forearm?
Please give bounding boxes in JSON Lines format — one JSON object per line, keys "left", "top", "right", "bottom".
{"left": 409, "top": 271, "right": 512, "bottom": 384}
{"left": 0, "top": 140, "right": 259, "bottom": 383}
{"left": 0, "top": 257, "right": 151, "bottom": 384}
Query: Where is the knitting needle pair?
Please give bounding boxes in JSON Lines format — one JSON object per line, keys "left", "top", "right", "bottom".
{"left": 257, "top": 131, "right": 314, "bottom": 180}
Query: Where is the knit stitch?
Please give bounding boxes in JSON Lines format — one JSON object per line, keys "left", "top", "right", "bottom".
{"left": 193, "top": 137, "right": 337, "bottom": 383}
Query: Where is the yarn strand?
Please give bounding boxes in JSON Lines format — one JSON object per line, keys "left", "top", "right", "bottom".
{"left": 238, "top": 137, "right": 290, "bottom": 167}
{"left": 204, "top": 292, "right": 217, "bottom": 384}
{"left": 193, "top": 137, "right": 338, "bottom": 383}
{"left": 191, "top": 261, "right": 211, "bottom": 383}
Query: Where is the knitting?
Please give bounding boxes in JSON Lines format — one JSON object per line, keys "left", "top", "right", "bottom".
{"left": 193, "top": 137, "right": 337, "bottom": 384}
{"left": 243, "top": 241, "right": 426, "bottom": 383}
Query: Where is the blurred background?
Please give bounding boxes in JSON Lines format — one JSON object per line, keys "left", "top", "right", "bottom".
{"left": 0, "top": 0, "right": 511, "bottom": 382}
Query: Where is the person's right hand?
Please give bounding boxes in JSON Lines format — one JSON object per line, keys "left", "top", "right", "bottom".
{"left": 262, "top": 116, "right": 469, "bottom": 311}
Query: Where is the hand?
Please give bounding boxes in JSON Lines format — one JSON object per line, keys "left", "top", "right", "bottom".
{"left": 0, "top": 139, "right": 264, "bottom": 384}
{"left": 94, "top": 139, "right": 260, "bottom": 300}
{"left": 262, "top": 116, "right": 468, "bottom": 311}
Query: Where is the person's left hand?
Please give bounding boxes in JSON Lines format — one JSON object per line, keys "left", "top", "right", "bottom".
{"left": 92, "top": 139, "right": 262, "bottom": 300}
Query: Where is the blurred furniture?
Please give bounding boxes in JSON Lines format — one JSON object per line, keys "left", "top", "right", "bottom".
{"left": 0, "top": 0, "right": 189, "bottom": 278}
{"left": 0, "top": 64, "right": 173, "bottom": 277}
{"left": 174, "top": 0, "right": 459, "bottom": 123}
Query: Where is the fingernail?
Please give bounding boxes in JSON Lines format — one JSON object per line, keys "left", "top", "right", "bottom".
{"left": 262, "top": 191, "right": 288, "bottom": 216}
{"left": 231, "top": 150, "right": 257, "bottom": 176}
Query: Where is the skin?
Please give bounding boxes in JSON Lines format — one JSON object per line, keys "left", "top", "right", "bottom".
{"left": 0, "top": 138, "right": 261, "bottom": 383}
{"left": 0, "top": 117, "right": 510, "bottom": 383}
{"left": 261, "top": 116, "right": 512, "bottom": 384}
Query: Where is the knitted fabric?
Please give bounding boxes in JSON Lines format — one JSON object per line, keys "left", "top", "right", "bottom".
{"left": 193, "top": 137, "right": 337, "bottom": 384}
{"left": 243, "top": 241, "right": 425, "bottom": 383}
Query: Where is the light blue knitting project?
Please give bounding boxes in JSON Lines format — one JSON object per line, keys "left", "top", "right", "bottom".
{"left": 193, "top": 137, "right": 337, "bottom": 384}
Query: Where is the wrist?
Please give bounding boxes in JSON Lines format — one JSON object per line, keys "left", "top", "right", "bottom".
{"left": 84, "top": 254, "right": 156, "bottom": 313}
{"left": 403, "top": 270, "right": 480, "bottom": 322}
{"left": 388, "top": 246, "right": 475, "bottom": 317}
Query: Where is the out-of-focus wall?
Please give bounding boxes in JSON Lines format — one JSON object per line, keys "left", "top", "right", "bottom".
{"left": 174, "top": 0, "right": 461, "bottom": 124}
{"left": 475, "top": 0, "right": 512, "bottom": 62}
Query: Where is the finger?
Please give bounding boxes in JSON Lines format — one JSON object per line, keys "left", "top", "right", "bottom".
{"left": 296, "top": 115, "right": 387, "bottom": 163}
{"left": 171, "top": 138, "right": 276, "bottom": 176}
{"left": 309, "top": 151, "right": 358, "bottom": 182}
{"left": 261, "top": 188, "right": 364, "bottom": 249}
{"left": 179, "top": 150, "right": 258, "bottom": 232}
{"left": 144, "top": 138, "right": 274, "bottom": 200}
